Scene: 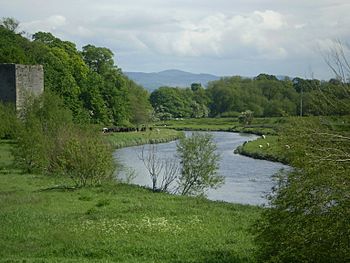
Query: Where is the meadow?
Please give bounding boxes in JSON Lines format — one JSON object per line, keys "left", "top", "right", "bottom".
{"left": 156, "top": 117, "right": 286, "bottom": 135}
{"left": 106, "top": 128, "right": 183, "bottom": 149}
{"left": 0, "top": 140, "right": 261, "bottom": 263}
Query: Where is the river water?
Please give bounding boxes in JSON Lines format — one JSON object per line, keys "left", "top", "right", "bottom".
{"left": 113, "top": 131, "right": 289, "bottom": 206}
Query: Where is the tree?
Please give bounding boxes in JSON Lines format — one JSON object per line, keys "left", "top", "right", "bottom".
{"left": 0, "top": 17, "right": 20, "bottom": 32}
{"left": 138, "top": 144, "right": 179, "bottom": 192}
{"left": 126, "top": 77, "right": 152, "bottom": 127}
{"left": 82, "top": 44, "right": 115, "bottom": 75}
{"left": 254, "top": 42, "right": 350, "bottom": 262}
{"left": 191, "top": 83, "right": 202, "bottom": 92}
{"left": 238, "top": 110, "right": 254, "bottom": 125}
{"left": 176, "top": 133, "right": 223, "bottom": 196}
{"left": 150, "top": 87, "right": 189, "bottom": 119}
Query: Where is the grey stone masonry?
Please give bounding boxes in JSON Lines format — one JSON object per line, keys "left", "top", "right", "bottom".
{"left": 0, "top": 64, "right": 44, "bottom": 109}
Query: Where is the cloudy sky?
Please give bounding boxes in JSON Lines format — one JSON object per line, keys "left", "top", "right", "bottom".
{"left": 1, "top": 0, "right": 350, "bottom": 79}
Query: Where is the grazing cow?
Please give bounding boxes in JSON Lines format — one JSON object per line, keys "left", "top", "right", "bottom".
{"left": 285, "top": 144, "right": 290, "bottom": 149}
{"left": 259, "top": 145, "right": 263, "bottom": 148}
{"left": 102, "top": 127, "right": 108, "bottom": 133}
{"left": 261, "top": 135, "right": 266, "bottom": 139}
{"left": 266, "top": 142, "right": 270, "bottom": 147}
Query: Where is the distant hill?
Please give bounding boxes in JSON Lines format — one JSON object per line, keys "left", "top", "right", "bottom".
{"left": 124, "top": 69, "right": 221, "bottom": 91}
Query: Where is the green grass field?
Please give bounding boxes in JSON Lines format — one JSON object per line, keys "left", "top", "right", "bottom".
{"left": 156, "top": 118, "right": 238, "bottom": 131}
{"left": 156, "top": 117, "right": 288, "bottom": 135}
{"left": 106, "top": 128, "right": 183, "bottom": 148}
{"left": 0, "top": 140, "right": 261, "bottom": 262}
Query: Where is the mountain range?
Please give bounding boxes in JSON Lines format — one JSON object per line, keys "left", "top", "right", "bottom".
{"left": 124, "top": 69, "right": 221, "bottom": 91}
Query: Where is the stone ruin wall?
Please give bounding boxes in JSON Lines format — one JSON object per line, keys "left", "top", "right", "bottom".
{"left": 0, "top": 64, "right": 44, "bottom": 109}
{"left": 15, "top": 64, "right": 44, "bottom": 109}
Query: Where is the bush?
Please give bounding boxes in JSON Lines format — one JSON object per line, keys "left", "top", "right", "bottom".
{"left": 254, "top": 118, "right": 350, "bottom": 262}
{"left": 56, "top": 126, "right": 115, "bottom": 187}
{"left": 14, "top": 92, "right": 115, "bottom": 186}
{"left": 238, "top": 110, "right": 254, "bottom": 125}
{"left": 0, "top": 102, "right": 18, "bottom": 139}
{"left": 14, "top": 92, "right": 72, "bottom": 173}
{"left": 176, "top": 132, "right": 223, "bottom": 196}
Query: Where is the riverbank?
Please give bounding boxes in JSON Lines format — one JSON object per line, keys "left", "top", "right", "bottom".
{"left": 156, "top": 117, "right": 285, "bottom": 135}
{"left": 0, "top": 140, "right": 261, "bottom": 262}
{"left": 234, "top": 135, "right": 288, "bottom": 164}
{"left": 106, "top": 128, "right": 184, "bottom": 148}
{"left": 233, "top": 116, "right": 350, "bottom": 165}
{"left": 156, "top": 117, "right": 287, "bottom": 164}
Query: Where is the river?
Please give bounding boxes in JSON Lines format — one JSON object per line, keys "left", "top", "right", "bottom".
{"left": 113, "top": 131, "right": 289, "bottom": 206}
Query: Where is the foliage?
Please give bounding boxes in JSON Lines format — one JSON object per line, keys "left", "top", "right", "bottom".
{"left": 55, "top": 127, "right": 115, "bottom": 187}
{"left": 254, "top": 117, "right": 350, "bottom": 262}
{"left": 0, "top": 103, "right": 18, "bottom": 139}
{"left": 81, "top": 44, "right": 114, "bottom": 74}
{"left": 177, "top": 133, "right": 223, "bottom": 196}
{"left": 207, "top": 76, "right": 297, "bottom": 117}
{"left": 0, "top": 19, "right": 152, "bottom": 126}
{"left": 150, "top": 85, "right": 209, "bottom": 119}
{"left": 254, "top": 43, "right": 350, "bottom": 263}
{"left": 207, "top": 75, "right": 349, "bottom": 118}
{"left": 126, "top": 77, "right": 153, "bottom": 127}
{"left": 150, "top": 73, "right": 350, "bottom": 119}
{"left": 14, "top": 92, "right": 73, "bottom": 173}
{"left": 238, "top": 110, "right": 254, "bottom": 125}
{"left": 13, "top": 93, "right": 115, "bottom": 186}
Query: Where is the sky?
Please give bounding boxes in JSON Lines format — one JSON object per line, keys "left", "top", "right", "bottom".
{"left": 1, "top": 0, "right": 350, "bottom": 79}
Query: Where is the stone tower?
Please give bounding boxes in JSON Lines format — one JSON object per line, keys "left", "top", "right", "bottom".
{"left": 0, "top": 64, "right": 44, "bottom": 109}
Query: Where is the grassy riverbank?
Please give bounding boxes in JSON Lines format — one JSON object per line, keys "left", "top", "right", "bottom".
{"left": 0, "top": 140, "right": 261, "bottom": 263}
{"left": 156, "top": 117, "right": 289, "bottom": 164}
{"left": 156, "top": 117, "right": 287, "bottom": 135}
{"left": 106, "top": 128, "right": 183, "bottom": 148}
{"left": 234, "top": 116, "right": 350, "bottom": 164}
{"left": 234, "top": 136, "right": 288, "bottom": 164}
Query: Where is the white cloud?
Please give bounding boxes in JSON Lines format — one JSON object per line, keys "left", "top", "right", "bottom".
{"left": 253, "top": 10, "right": 285, "bottom": 30}
{"left": 20, "top": 15, "right": 67, "bottom": 32}
{"left": 1, "top": 0, "right": 350, "bottom": 78}
{"left": 131, "top": 10, "right": 289, "bottom": 60}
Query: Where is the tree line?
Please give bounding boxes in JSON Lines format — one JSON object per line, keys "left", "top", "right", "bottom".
{"left": 150, "top": 74, "right": 350, "bottom": 120}
{"left": 2, "top": 17, "right": 349, "bottom": 125}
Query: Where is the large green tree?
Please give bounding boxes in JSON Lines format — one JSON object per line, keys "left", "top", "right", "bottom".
{"left": 0, "top": 19, "right": 152, "bottom": 126}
